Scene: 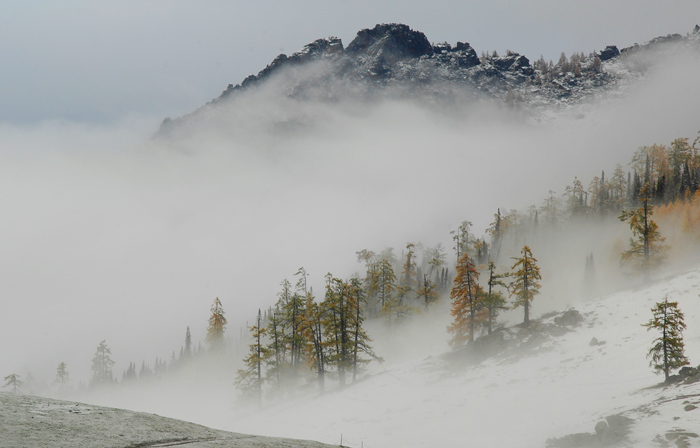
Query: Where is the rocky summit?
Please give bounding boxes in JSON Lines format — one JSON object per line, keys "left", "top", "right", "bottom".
{"left": 158, "top": 23, "right": 700, "bottom": 137}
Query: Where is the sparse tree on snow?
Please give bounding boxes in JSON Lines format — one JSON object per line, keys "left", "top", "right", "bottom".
{"left": 510, "top": 245, "right": 542, "bottom": 325}
{"left": 642, "top": 297, "right": 689, "bottom": 382}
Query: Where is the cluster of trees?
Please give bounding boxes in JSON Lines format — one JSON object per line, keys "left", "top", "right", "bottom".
{"left": 236, "top": 269, "right": 380, "bottom": 404}
{"left": 448, "top": 246, "right": 541, "bottom": 347}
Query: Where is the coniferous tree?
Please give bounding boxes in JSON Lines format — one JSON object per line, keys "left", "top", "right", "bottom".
{"left": 184, "top": 326, "right": 192, "bottom": 359}
{"left": 300, "top": 286, "right": 327, "bottom": 392}
{"left": 206, "top": 298, "right": 227, "bottom": 350}
{"left": 416, "top": 273, "right": 440, "bottom": 310}
{"left": 642, "top": 298, "right": 689, "bottom": 382}
{"left": 348, "top": 278, "right": 379, "bottom": 382}
{"left": 448, "top": 253, "right": 484, "bottom": 346}
{"left": 3, "top": 373, "right": 22, "bottom": 394}
{"left": 236, "top": 309, "right": 268, "bottom": 405}
{"left": 451, "top": 221, "right": 473, "bottom": 262}
{"left": 400, "top": 243, "right": 418, "bottom": 295}
{"left": 510, "top": 245, "right": 542, "bottom": 325}
{"left": 322, "top": 275, "right": 351, "bottom": 387}
{"left": 619, "top": 183, "right": 669, "bottom": 277}
{"left": 374, "top": 258, "right": 397, "bottom": 314}
{"left": 90, "top": 340, "right": 115, "bottom": 387}
{"left": 53, "top": 362, "right": 70, "bottom": 391}
{"left": 482, "top": 261, "right": 509, "bottom": 335}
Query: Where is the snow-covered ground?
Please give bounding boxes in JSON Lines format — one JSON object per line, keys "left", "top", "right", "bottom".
{"left": 0, "top": 392, "right": 335, "bottom": 448}
{"left": 23, "top": 265, "right": 700, "bottom": 448}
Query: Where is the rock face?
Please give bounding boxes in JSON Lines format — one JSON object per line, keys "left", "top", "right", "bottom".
{"left": 157, "top": 23, "right": 700, "bottom": 137}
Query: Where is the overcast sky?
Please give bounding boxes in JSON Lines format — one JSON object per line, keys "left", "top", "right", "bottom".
{"left": 2, "top": 1, "right": 699, "bottom": 124}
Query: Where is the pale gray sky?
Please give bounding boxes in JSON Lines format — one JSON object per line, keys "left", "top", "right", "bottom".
{"left": 1, "top": 0, "right": 699, "bottom": 124}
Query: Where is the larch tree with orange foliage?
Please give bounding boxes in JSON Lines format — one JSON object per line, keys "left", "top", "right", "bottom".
{"left": 510, "top": 245, "right": 542, "bottom": 325}
{"left": 448, "top": 253, "right": 484, "bottom": 347}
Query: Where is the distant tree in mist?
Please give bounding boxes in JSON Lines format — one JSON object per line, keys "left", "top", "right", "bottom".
{"left": 618, "top": 183, "right": 668, "bottom": 278}
{"left": 206, "top": 297, "right": 227, "bottom": 350}
{"left": 53, "top": 362, "right": 70, "bottom": 391}
{"left": 643, "top": 298, "right": 689, "bottom": 382}
{"left": 400, "top": 243, "right": 418, "bottom": 295}
{"left": 90, "top": 340, "right": 115, "bottom": 387}
{"left": 448, "top": 253, "right": 484, "bottom": 346}
{"left": 510, "top": 245, "right": 542, "bottom": 325}
{"left": 184, "top": 326, "right": 192, "bottom": 359}
{"left": 3, "top": 373, "right": 22, "bottom": 394}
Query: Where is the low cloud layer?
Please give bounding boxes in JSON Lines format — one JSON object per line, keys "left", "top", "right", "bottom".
{"left": 1, "top": 45, "right": 700, "bottom": 391}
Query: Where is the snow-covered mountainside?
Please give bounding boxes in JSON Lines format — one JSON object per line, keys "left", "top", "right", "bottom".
{"left": 72, "top": 264, "right": 700, "bottom": 448}
{"left": 157, "top": 23, "right": 700, "bottom": 138}
{"left": 220, "top": 266, "right": 700, "bottom": 448}
{"left": 0, "top": 392, "right": 334, "bottom": 448}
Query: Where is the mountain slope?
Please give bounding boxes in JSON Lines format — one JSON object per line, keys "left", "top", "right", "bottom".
{"left": 223, "top": 266, "right": 700, "bottom": 448}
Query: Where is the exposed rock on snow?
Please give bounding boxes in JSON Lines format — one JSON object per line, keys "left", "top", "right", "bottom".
{"left": 0, "top": 393, "right": 333, "bottom": 448}
{"left": 545, "top": 414, "right": 633, "bottom": 447}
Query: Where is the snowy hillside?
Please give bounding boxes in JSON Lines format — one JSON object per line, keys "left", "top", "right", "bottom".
{"left": 228, "top": 268, "right": 700, "bottom": 447}
{"left": 72, "top": 265, "right": 700, "bottom": 448}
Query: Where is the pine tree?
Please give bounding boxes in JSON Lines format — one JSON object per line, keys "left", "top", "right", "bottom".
{"left": 3, "top": 373, "right": 22, "bottom": 394}
{"left": 206, "top": 297, "right": 227, "bottom": 350}
{"left": 448, "top": 253, "right": 484, "bottom": 347}
{"left": 236, "top": 309, "right": 268, "bottom": 405}
{"left": 510, "top": 245, "right": 542, "bottom": 325}
{"left": 90, "top": 340, "right": 115, "bottom": 387}
{"left": 53, "top": 362, "right": 70, "bottom": 391}
{"left": 618, "top": 182, "right": 669, "bottom": 277}
{"left": 642, "top": 298, "right": 689, "bottom": 382}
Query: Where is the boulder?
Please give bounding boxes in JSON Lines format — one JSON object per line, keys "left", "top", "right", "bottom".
{"left": 598, "top": 45, "right": 620, "bottom": 61}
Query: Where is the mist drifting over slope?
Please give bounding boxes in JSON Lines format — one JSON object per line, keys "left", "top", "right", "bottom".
{"left": 2, "top": 23, "right": 700, "bottom": 448}
{"left": 2, "top": 35, "right": 700, "bottom": 382}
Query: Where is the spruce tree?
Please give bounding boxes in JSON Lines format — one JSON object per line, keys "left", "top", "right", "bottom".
{"left": 643, "top": 298, "right": 689, "bottom": 382}
{"left": 510, "top": 245, "right": 542, "bottom": 325}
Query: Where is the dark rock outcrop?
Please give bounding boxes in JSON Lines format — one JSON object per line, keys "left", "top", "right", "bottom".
{"left": 157, "top": 23, "right": 700, "bottom": 138}
{"left": 598, "top": 45, "right": 620, "bottom": 61}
